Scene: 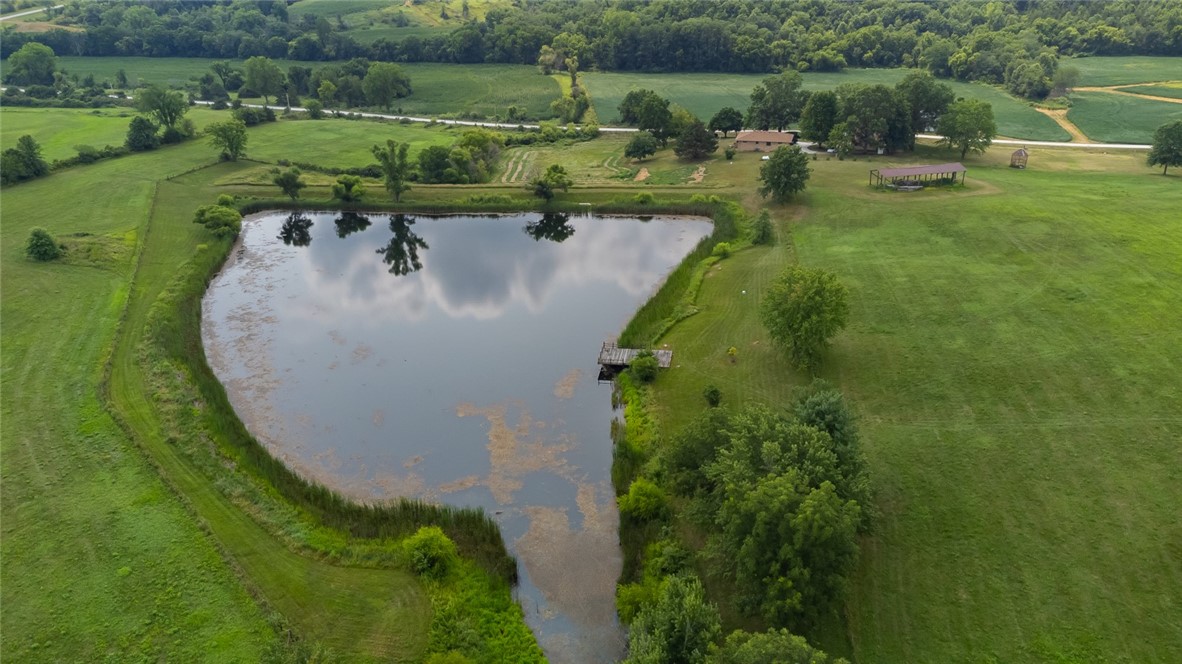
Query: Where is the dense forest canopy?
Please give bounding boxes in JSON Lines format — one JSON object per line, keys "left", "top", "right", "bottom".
{"left": 2, "top": 0, "right": 1179, "bottom": 100}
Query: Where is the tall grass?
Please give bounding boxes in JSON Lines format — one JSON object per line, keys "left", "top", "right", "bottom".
{"left": 618, "top": 200, "right": 742, "bottom": 347}
{"left": 147, "top": 233, "right": 519, "bottom": 582}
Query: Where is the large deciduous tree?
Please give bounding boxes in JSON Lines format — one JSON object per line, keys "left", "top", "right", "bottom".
{"left": 136, "top": 85, "right": 188, "bottom": 130}
{"left": 362, "top": 62, "right": 411, "bottom": 111}
{"left": 372, "top": 140, "right": 412, "bottom": 202}
{"left": 243, "top": 56, "right": 284, "bottom": 104}
{"left": 834, "top": 83, "right": 912, "bottom": 153}
{"left": 708, "top": 106, "right": 744, "bottom": 137}
{"left": 674, "top": 119, "right": 719, "bottom": 160}
{"left": 206, "top": 119, "right": 248, "bottom": 161}
{"left": 529, "top": 164, "right": 573, "bottom": 201}
{"left": 125, "top": 117, "right": 160, "bottom": 152}
{"left": 799, "top": 90, "right": 838, "bottom": 145}
{"left": 1, "top": 135, "right": 49, "bottom": 185}
{"left": 1147, "top": 120, "right": 1182, "bottom": 175}
{"left": 760, "top": 265, "right": 848, "bottom": 370}
{"left": 271, "top": 167, "right": 306, "bottom": 201}
{"left": 4, "top": 43, "right": 56, "bottom": 86}
{"left": 710, "top": 628, "right": 851, "bottom": 664}
{"left": 758, "top": 145, "right": 811, "bottom": 202}
{"left": 624, "top": 132, "right": 659, "bottom": 161}
{"left": 895, "top": 71, "right": 954, "bottom": 147}
{"left": 746, "top": 70, "right": 809, "bottom": 131}
{"left": 938, "top": 99, "right": 997, "bottom": 159}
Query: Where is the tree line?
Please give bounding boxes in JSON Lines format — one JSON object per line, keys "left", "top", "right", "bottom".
{"left": 2, "top": 0, "right": 1180, "bottom": 101}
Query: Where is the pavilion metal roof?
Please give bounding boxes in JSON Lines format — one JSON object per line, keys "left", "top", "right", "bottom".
{"left": 874, "top": 163, "right": 967, "bottom": 178}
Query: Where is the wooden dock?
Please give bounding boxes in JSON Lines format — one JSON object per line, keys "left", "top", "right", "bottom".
{"left": 598, "top": 343, "right": 672, "bottom": 368}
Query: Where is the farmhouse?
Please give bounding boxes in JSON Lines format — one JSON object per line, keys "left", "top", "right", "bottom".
{"left": 733, "top": 130, "right": 798, "bottom": 151}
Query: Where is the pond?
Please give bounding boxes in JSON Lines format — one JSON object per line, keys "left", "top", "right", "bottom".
{"left": 201, "top": 210, "right": 712, "bottom": 663}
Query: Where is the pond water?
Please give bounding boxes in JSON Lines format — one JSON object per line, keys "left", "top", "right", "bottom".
{"left": 201, "top": 211, "right": 712, "bottom": 663}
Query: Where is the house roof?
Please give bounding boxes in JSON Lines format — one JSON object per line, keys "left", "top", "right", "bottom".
{"left": 734, "top": 130, "right": 796, "bottom": 142}
{"left": 875, "top": 163, "right": 967, "bottom": 178}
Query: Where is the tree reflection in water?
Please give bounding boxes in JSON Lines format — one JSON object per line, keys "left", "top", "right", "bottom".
{"left": 334, "top": 211, "right": 372, "bottom": 238}
{"left": 277, "top": 211, "right": 313, "bottom": 247}
{"left": 376, "top": 213, "right": 429, "bottom": 276}
{"left": 523, "top": 211, "right": 575, "bottom": 243}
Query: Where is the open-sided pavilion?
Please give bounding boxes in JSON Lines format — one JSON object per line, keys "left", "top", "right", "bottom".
{"left": 870, "top": 162, "right": 967, "bottom": 188}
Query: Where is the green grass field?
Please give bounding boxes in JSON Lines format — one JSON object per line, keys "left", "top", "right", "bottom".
{"left": 4, "top": 104, "right": 1179, "bottom": 662}
{"left": 1120, "top": 83, "right": 1182, "bottom": 100}
{"left": 51, "top": 57, "right": 558, "bottom": 119}
{"left": 0, "top": 106, "right": 226, "bottom": 162}
{"left": 1067, "top": 92, "right": 1182, "bottom": 143}
{"left": 0, "top": 109, "right": 553, "bottom": 661}
{"left": 0, "top": 137, "right": 277, "bottom": 662}
{"left": 581, "top": 70, "right": 1070, "bottom": 141}
{"left": 644, "top": 145, "right": 1182, "bottom": 662}
{"left": 1065, "top": 56, "right": 1182, "bottom": 86}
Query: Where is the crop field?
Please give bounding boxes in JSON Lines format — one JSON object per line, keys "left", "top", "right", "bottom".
{"left": 1065, "top": 56, "right": 1182, "bottom": 86}
{"left": 648, "top": 146, "right": 1182, "bottom": 662}
{"left": 292, "top": 0, "right": 512, "bottom": 43}
{"left": 581, "top": 70, "right": 1069, "bottom": 141}
{"left": 0, "top": 107, "right": 225, "bottom": 162}
{"left": 1119, "top": 83, "right": 1182, "bottom": 100}
{"left": 1068, "top": 91, "right": 1182, "bottom": 143}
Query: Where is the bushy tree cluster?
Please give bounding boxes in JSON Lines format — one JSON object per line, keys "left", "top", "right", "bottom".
{"left": 417, "top": 129, "right": 504, "bottom": 184}
{"left": 1, "top": 135, "right": 49, "bottom": 185}
{"left": 662, "top": 391, "right": 870, "bottom": 631}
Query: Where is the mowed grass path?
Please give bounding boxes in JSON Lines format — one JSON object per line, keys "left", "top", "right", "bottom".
{"left": 582, "top": 69, "right": 1069, "bottom": 141}
{"left": 1067, "top": 92, "right": 1182, "bottom": 143}
{"left": 1, "top": 145, "right": 275, "bottom": 661}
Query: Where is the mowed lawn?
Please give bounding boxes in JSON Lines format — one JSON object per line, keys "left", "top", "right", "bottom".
{"left": 1, "top": 115, "right": 506, "bottom": 661}
{"left": 653, "top": 148, "right": 1182, "bottom": 662}
{"left": 582, "top": 69, "right": 1068, "bottom": 141}
{"left": 1068, "top": 91, "right": 1182, "bottom": 143}
{"left": 0, "top": 143, "right": 276, "bottom": 661}
{"left": 0, "top": 106, "right": 226, "bottom": 162}
{"left": 1065, "top": 55, "right": 1182, "bottom": 86}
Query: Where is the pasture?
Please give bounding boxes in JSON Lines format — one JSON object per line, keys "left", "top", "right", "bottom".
{"left": 1067, "top": 91, "right": 1182, "bottom": 143}
{"left": 0, "top": 106, "right": 225, "bottom": 162}
{"left": 648, "top": 145, "right": 1182, "bottom": 662}
{"left": 1065, "top": 56, "right": 1182, "bottom": 86}
{"left": 581, "top": 70, "right": 1070, "bottom": 141}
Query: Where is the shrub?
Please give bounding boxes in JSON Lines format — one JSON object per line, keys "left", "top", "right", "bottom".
{"left": 74, "top": 144, "right": 101, "bottom": 164}
{"left": 192, "top": 204, "right": 242, "bottom": 238}
{"left": 404, "top": 526, "right": 459, "bottom": 579}
{"left": 619, "top": 477, "right": 669, "bottom": 522}
{"left": 331, "top": 174, "right": 366, "bottom": 202}
{"left": 26, "top": 227, "right": 62, "bottom": 261}
{"left": 703, "top": 384, "right": 722, "bottom": 407}
{"left": 751, "top": 209, "right": 774, "bottom": 245}
{"left": 304, "top": 99, "right": 324, "bottom": 119}
{"left": 631, "top": 352, "right": 659, "bottom": 383}
{"left": 712, "top": 242, "right": 732, "bottom": 258}
{"left": 216, "top": 194, "right": 236, "bottom": 207}
{"left": 633, "top": 192, "right": 655, "bottom": 205}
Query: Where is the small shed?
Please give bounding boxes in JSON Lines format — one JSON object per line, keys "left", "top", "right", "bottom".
{"left": 869, "top": 163, "right": 967, "bottom": 189}
{"left": 734, "top": 130, "right": 798, "bottom": 152}
{"left": 1010, "top": 148, "right": 1029, "bottom": 169}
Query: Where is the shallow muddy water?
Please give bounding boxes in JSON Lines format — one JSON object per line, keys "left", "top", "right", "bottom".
{"left": 202, "top": 211, "right": 711, "bottom": 662}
